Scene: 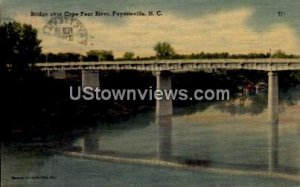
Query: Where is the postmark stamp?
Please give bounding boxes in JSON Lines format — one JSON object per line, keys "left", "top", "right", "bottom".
{"left": 43, "top": 16, "right": 88, "bottom": 45}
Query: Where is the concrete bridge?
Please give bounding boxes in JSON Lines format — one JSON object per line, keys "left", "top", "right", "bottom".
{"left": 36, "top": 58, "right": 300, "bottom": 168}
{"left": 36, "top": 58, "right": 300, "bottom": 119}
{"left": 36, "top": 58, "right": 300, "bottom": 72}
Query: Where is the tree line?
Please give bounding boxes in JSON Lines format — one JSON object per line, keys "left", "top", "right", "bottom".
{"left": 38, "top": 41, "right": 299, "bottom": 63}
{"left": 1, "top": 21, "right": 299, "bottom": 72}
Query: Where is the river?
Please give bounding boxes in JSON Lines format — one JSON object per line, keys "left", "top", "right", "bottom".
{"left": 1, "top": 86, "right": 300, "bottom": 186}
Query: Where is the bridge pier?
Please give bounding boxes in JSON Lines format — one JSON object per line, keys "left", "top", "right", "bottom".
{"left": 155, "top": 71, "right": 173, "bottom": 116}
{"left": 267, "top": 71, "right": 279, "bottom": 171}
{"left": 82, "top": 70, "right": 100, "bottom": 89}
{"left": 268, "top": 71, "right": 279, "bottom": 124}
{"left": 155, "top": 71, "right": 173, "bottom": 160}
{"left": 49, "top": 70, "right": 67, "bottom": 79}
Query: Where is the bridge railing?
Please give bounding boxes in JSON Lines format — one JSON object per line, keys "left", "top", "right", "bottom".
{"left": 35, "top": 58, "right": 300, "bottom": 67}
{"left": 33, "top": 58, "right": 300, "bottom": 72}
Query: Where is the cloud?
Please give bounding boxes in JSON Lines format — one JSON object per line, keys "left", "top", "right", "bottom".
{"left": 13, "top": 8, "right": 300, "bottom": 57}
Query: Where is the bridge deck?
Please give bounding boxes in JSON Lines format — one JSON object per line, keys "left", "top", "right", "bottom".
{"left": 35, "top": 59, "right": 300, "bottom": 71}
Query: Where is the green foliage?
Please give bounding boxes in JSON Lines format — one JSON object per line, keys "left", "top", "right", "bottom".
{"left": 289, "top": 71, "right": 300, "bottom": 82}
{"left": 85, "top": 50, "right": 114, "bottom": 61}
{"left": 272, "top": 50, "right": 297, "bottom": 58}
{"left": 0, "top": 22, "right": 42, "bottom": 72}
{"left": 153, "top": 41, "right": 175, "bottom": 59}
{"left": 171, "top": 52, "right": 271, "bottom": 59}
{"left": 39, "top": 53, "right": 83, "bottom": 62}
{"left": 123, "top": 52, "right": 135, "bottom": 60}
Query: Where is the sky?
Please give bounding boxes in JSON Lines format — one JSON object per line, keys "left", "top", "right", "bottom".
{"left": 1, "top": 0, "right": 300, "bottom": 57}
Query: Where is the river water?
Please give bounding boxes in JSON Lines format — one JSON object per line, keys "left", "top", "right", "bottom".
{"left": 1, "top": 87, "right": 300, "bottom": 186}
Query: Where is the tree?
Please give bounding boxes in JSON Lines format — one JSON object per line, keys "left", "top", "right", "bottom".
{"left": 123, "top": 52, "right": 135, "bottom": 60}
{"left": 153, "top": 41, "right": 175, "bottom": 59}
{"left": 271, "top": 50, "right": 294, "bottom": 58}
{"left": 0, "top": 22, "right": 42, "bottom": 72}
{"left": 85, "top": 50, "right": 114, "bottom": 61}
{"left": 40, "top": 52, "right": 82, "bottom": 62}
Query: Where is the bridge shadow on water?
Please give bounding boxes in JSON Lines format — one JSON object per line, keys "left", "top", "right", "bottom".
{"left": 63, "top": 115, "right": 300, "bottom": 182}
{"left": 1, "top": 70, "right": 300, "bottom": 186}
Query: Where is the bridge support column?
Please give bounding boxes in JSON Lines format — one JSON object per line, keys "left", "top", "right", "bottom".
{"left": 50, "top": 70, "right": 67, "bottom": 79}
{"left": 268, "top": 71, "right": 279, "bottom": 124}
{"left": 267, "top": 71, "right": 279, "bottom": 171}
{"left": 155, "top": 71, "right": 173, "bottom": 116}
{"left": 155, "top": 71, "right": 173, "bottom": 161}
{"left": 82, "top": 70, "right": 100, "bottom": 89}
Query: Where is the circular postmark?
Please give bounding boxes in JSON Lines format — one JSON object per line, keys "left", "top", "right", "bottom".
{"left": 43, "top": 16, "right": 88, "bottom": 45}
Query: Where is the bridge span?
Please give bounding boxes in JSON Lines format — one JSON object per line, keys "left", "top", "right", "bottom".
{"left": 36, "top": 58, "right": 300, "bottom": 72}
{"left": 36, "top": 59, "right": 300, "bottom": 167}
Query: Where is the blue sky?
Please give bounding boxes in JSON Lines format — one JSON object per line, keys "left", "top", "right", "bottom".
{"left": 1, "top": 0, "right": 300, "bottom": 56}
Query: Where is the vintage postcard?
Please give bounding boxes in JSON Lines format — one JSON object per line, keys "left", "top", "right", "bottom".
{"left": 1, "top": 0, "right": 300, "bottom": 186}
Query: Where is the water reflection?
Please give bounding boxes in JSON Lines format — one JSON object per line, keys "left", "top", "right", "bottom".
{"left": 76, "top": 105, "right": 298, "bottom": 178}
{"left": 269, "top": 121, "right": 279, "bottom": 172}
{"left": 83, "top": 131, "right": 99, "bottom": 154}
{"left": 215, "top": 95, "right": 267, "bottom": 116}
{"left": 2, "top": 87, "right": 300, "bottom": 186}
{"left": 156, "top": 115, "right": 172, "bottom": 161}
